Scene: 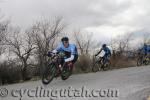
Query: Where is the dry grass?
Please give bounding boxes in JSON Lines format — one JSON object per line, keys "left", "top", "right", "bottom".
{"left": 111, "top": 58, "right": 137, "bottom": 69}
{"left": 74, "top": 54, "right": 92, "bottom": 74}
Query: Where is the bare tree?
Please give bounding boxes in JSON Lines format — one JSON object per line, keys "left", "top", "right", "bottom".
{"left": 74, "top": 30, "right": 93, "bottom": 55}
{"left": 29, "top": 17, "right": 66, "bottom": 75}
{"left": 0, "top": 11, "right": 10, "bottom": 85}
{"left": 5, "top": 28, "right": 35, "bottom": 80}
{"left": 111, "top": 33, "right": 134, "bottom": 56}
{"left": 0, "top": 17, "right": 9, "bottom": 55}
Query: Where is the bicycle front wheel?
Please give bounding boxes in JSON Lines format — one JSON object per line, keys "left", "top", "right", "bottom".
{"left": 137, "top": 57, "right": 143, "bottom": 66}
{"left": 42, "top": 63, "right": 56, "bottom": 85}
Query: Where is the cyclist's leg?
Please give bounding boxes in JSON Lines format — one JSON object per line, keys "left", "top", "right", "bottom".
{"left": 143, "top": 53, "right": 147, "bottom": 63}
{"left": 63, "top": 54, "right": 78, "bottom": 66}
{"left": 58, "top": 57, "right": 65, "bottom": 72}
{"left": 98, "top": 57, "right": 102, "bottom": 63}
{"left": 107, "top": 54, "right": 111, "bottom": 61}
{"left": 103, "top": 54, "right": 107, "bottom": 64}
{"left": 69, "top": 55, "right": 78, "bottom": 71}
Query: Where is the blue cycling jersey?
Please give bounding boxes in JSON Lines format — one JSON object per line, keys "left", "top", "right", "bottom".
{"left": 142, "top": 45, "right": 150, "bottom": 54}
{"left": 102, "top": 47, "right": 111, "bottom": 55}
{"left": 56, "top": 43, "right": 78, "bottom": 55}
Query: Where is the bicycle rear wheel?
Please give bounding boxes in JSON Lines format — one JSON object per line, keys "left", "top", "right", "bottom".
{"left": 143, "top": 57, "right": 150, "bottom": 65}
{"left": 102, "top": 60, "right": 111, "bottom": 71}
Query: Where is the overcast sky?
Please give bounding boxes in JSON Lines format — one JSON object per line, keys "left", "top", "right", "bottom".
{"left": 0, "top": 0, "right": 150, "bottom": 43}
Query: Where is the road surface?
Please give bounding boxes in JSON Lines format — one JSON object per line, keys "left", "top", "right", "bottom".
{"left": 0, "top": 66, "right": 150, "bottom": 100}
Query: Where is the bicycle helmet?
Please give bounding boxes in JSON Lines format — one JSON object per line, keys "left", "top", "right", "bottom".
{"left": 61, "top": 37, "right": 69, "bottom": 42}
{"left": 102, "top": 44, "right": 107, "bottom": 48}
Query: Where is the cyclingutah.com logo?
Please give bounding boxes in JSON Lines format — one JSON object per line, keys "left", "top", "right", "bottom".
{"left": 0, "top": 88, "right": 8, "bottom": 97}
{"left": 0, "top": 86, "right": 119, "bottom": 100}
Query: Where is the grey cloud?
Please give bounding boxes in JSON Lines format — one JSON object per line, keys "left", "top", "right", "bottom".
{"left": 0, "top": 0, "right": 132, "bottom": 28}
{"left": 0, "top": 0, "right": 149, "bottom": 44}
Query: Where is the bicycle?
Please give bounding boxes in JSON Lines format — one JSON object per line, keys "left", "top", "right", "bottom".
{"left": 137, "top": 53, "right": 150, "bottom": 66}
{"left": 92, "top": 51, "right": 111, "bottom": 72}
{"left": 42, "top": 52, "right": 72, "bottom": 85}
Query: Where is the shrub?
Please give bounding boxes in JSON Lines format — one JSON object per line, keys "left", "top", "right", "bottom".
{"left": 74, "top": 54, "right": 92, "bottom": 73}
{"left": 0, "top": 61, "right": 22, "bottom": 85}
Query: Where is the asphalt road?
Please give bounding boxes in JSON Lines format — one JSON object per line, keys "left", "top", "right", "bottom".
{"left": 0, "top": 66, "right": 150, "bottom": 100}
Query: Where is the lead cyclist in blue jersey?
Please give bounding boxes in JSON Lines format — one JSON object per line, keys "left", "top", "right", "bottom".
{"left": 48, "top": 37, "right": 78, "bottom": 71}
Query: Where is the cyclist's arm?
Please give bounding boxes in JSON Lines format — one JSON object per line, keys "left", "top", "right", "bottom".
{"left": 52, "top": 44, "right": 62, "bottom": 53}
{"left": 64, "top": 45, "right": 76, "bottom": 62}
{"left": 65, "top": 55, "right": 74, "bottom": 62}
{"left": 95, "top": 49, "right": 102, "bottom": 56}
{"left": 52, "top": 50, "right": 57, "bottom": 53}
{"left": 47, "top": 49, "right": 58, "bottom": 57}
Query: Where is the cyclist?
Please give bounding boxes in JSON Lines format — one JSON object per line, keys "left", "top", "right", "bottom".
{"left": 137, "top": 43, "right": 150, "bottom": 65}
{"left": 142, "top": 43, "right": 150, "bottom": 55}
{"left": 95, "top": 44, "right": 111, "bottom": 65}
{"left": 141, "top": 43, "right": 150, "bottom": 57}
{"left": 48, "top": 37, "right": 78, "bottom": 71}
